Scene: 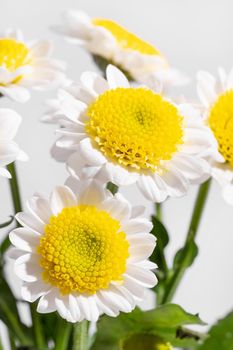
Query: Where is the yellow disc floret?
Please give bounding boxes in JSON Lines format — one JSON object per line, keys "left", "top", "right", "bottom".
{"left": 0, "top": 38, "right": 30, "bottom": 71}
{"left": 209, "top": 90, "right": 233, "bottom": 166}
{"left": 92, "top": 18, "right": 159, "bottom": 55}
{"left": 38, "top": 205, "right": 129, "bottom": 295}
{"left": 86, "top": 87, "right": 184, "bottom": 172}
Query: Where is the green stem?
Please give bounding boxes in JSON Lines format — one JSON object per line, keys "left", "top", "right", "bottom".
{"left": 9, "top": 333, "right": 16, "bottom": 350}
{"left": 0, "top": 336, "right": 3, "bottom": 350}
{"left": 106, "top": 182, "right": 118, "bottom": 195}
{"left": 30, "top": 303, "right": 47, "bottom": 350}
{"left": 162, "top": 179, "right": 211, "bottom": 304}
{"left": 154, "top": 203, "right": 168, "bottom": 276}
{"left": 7, "top": 162, "right": 23, "bottom": 215}
{"left": 73, "top": 321, "right": 88, "bottom": 350}
{"left": 155, "top": 202, "right": 162, "bottom": 221}
{"left": 54, "top": 320, "right": 72, "bottom": 350}
{"left": 0, "top": 301, "right": 31, "bottom": 346}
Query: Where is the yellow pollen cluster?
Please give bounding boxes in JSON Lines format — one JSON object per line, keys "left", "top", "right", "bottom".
{"left": 0, "top": 38, "right": 30, "bottom": 72}
{"left": 209, "top": 90, "right": 233, "bottom": 166}
{"left": 38, "top": 205, "right": 129, "bottom": 295}
{"left": 86, "top": 88, "right": 184, "bottom": 172}
{"left": 92, "top": 18, "right": 159, "bottom": 55}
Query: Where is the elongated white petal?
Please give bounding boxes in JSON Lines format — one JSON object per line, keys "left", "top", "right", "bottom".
{"left": 50, "top": 185, "right": 77, "bottom": 215}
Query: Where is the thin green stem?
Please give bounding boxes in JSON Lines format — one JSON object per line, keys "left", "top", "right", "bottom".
{"left": 162, "top": 180, "right": 211, "bottom": 304}
{"left": 154, "top": 203, "right": 168, "bottom": 276}
{"left": 7, "top": 162, "right": 23, "bottom": 215}
{"left": 54, "top": 320, "right": 72, "bottom": 350}
{"left": 9, "top": 333, "right": 16, "bottom": 350}
{"left": 73, "top": 321, "right": 88, "bottom": 350}
{"left": 0, "top": 336, "right": 3, "bottom": 350}
{"left": 0, "top": 301, "right": 31, "bottom": 345}
{"left": 155, "top": 202, "right": 162, "bottom": 221}
{"left": 30, "top": 303, "right": 47, "bottom": 350}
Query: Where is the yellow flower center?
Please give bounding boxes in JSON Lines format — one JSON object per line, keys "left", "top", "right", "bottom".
{"left": 86, "top": 88, "right": 184, "bottom": 172}
{"left": 208, "top": 90, "right": 233, "bottom": 166}
{"left": 92, "top": 18, "right": 160, "bottom": 55}
{"left": 38, "top": 205, "right": 129, "bottom": 295}
{"left": 122, "top": 334, "right": 172, "bottom": 350}
{"left": 0, "top": 38, "right": 30, "bottom": 71}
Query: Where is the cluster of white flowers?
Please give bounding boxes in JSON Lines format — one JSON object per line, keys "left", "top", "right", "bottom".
{"left": 2, "top": 10, "right": 233, "bottom": 325}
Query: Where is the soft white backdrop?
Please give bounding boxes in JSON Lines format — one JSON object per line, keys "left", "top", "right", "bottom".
{"left": 0, "top": 0, "right": 233, "bottom": 344}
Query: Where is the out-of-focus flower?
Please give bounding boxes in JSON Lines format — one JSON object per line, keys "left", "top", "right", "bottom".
{"left": 44, "top": 65, "right": 218, "bottom": 202}
{"left": 197, "top": 68, "right": 233, "bottom": 204}
{"left": 8, "top": 179, "right": 157, "bottom": 322}
{"left": 53, "top": 10, "right": 188, "bottom": 89}
{"left": 0, "top": 108, "right": 27, "bottom": 177}
{"left": 0, "top": 29, "right": 66, "bottom": 102}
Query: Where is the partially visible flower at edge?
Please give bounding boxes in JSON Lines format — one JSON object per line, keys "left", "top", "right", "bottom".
{"left": 52, "top": 10, "right": 188, "bottom": 89}
{"left": 8, "top": 178, "right": 157, "bottom": 322}
{"left": 0, "top": 108, "right": 27, "bottom": 177}
{"left": 0, "top": 29, "right": 66, "bottom": 103}
{"left": 197, "top": 68, "right": 233, "bottom": 205}
{"left": 43, "top": 65, "right": 220, "bottom": 202}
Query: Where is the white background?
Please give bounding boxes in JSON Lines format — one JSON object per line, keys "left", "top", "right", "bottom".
{"left": 0, "top": 0, "right": 233, "bottom": 345}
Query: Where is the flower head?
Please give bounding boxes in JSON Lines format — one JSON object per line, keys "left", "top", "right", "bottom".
{"left": 197, "top": 68, "right": 233, "bottom": 204}
{"left": 8, "top": 179, "right": 157, "bottom": 322}
{"left": 0, "top": 29, "right": 66, "bottom": 102}
{"left": 45, "top": 65, "right": 218, "bottom": 202}
{"left": 0, "top": 108, "right": 26, "bottom": 177}
{"left": 53, "top": 10, "right": 188, "bottom": 88}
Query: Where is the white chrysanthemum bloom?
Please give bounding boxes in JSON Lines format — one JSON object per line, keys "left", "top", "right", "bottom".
{"left": 0, "top": 29, "right": 66, "bottom": 102}
{"left": 197, "top": 68, "right": 233, "bottom": 205}
{"left": 0, "top": 108, "right": 27, "bottom": 177}
{"left": 53, "top": 10, "right": 188, "bottom": 88}
{"left": 8, "top": 179, "right": 157, "bottom": 322}
{"left": 45, "top": 65, "right": 219, "bottom": 202}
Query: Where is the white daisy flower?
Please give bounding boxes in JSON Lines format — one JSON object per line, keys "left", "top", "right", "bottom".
{"left": 0, "top": 108, "right": 27, "bottom": 178}
{"left": 197, "top": 68, "right": 233, "bottom": 205}
{"left": 53, "top": 10, "right": 188, "bottom": 88}
{"left": 8, "top": 179, "right": 157, "bottom": 322}
{"left": 0, "top": 29, "right": 66, "bottom": 103}
{"left": 45, "top": 65, "right": 218, "bottom": 202}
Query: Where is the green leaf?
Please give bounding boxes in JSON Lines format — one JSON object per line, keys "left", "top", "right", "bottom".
{"left": 150, "top": 216, "right": 169, "bottom": 272}
{"left": 173, "top": 240, "right": 198, "bottom": 270}
{"left": 91, "top": 304, "right": 205, "bottom": 350}
{"left": 198, "top": 311, "right": 233, "bottom": 349}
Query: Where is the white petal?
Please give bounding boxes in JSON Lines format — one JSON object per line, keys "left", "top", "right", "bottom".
{"left": 27, "top": 196, "right": 52, "bottom": 224}
{"left": 58, "top": 89, "right": 87, "bottom": 122}
{"left": 21, "top": 281, "right": 50, "bottom": 302}
{"left": 100, "top": 193, "right": 131, "bottom": 221}
{"left": 16, "top": 212, "right": 44, "bottom": 234}
{"left": 37, "top": 290, "right": 57, "bottom": 313}
{"left": 79, "top": 180, "right": 107, "bottom": 206}
{"left": 79, "top": 138, "right": 106, "bottom": 166}
{"left": 0, "top": 109, "right": 21, "bottom": 140}
{"left": 122, "top": 218, "right": 152, "bottom": 235}
{"left": 105, "top": 162, "right": 139, "bottom": 186}
{"left": 30, "top": 40, "right": 52, "bottom": 57}
{"left": 106, "top": 65, "right": 130, "bottom": 88}
{"left": 0, "top": 141, "right": 20, "bottom": 166}
{"left": 14, "top": 253, "right": 42, "bottom": 282}
{"left": 137, "top": 174, "right": 167, "bottom": 203}
{"left": 161, "top": 166, "right": 189, "bottom": 197}
{"left": 125, "top": 264, "right": 157, "bottom": 288}
{"left": 80, "top": 71, "right": 108, "bottom": 96}
{"left": 78, "top": 295, "right": 99, "bottom": 322}
{"left": 0, "top": 167, "right": 11, "bottom": 177}
{"left": 9, "top": 228, "right": 40, "bottom": 252}
{"left": 0, "top": 85, "right": 30, "bottom": 103}
{"left": 50, "top": 185, "right": 77, "bottom": 215}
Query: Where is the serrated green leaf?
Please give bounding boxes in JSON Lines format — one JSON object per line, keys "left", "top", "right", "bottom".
{"left": 198, "top": 311, "right": 233, "bottom": 350}
{"left": 91, "top": 304, "right": 205, "bottom": 350}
